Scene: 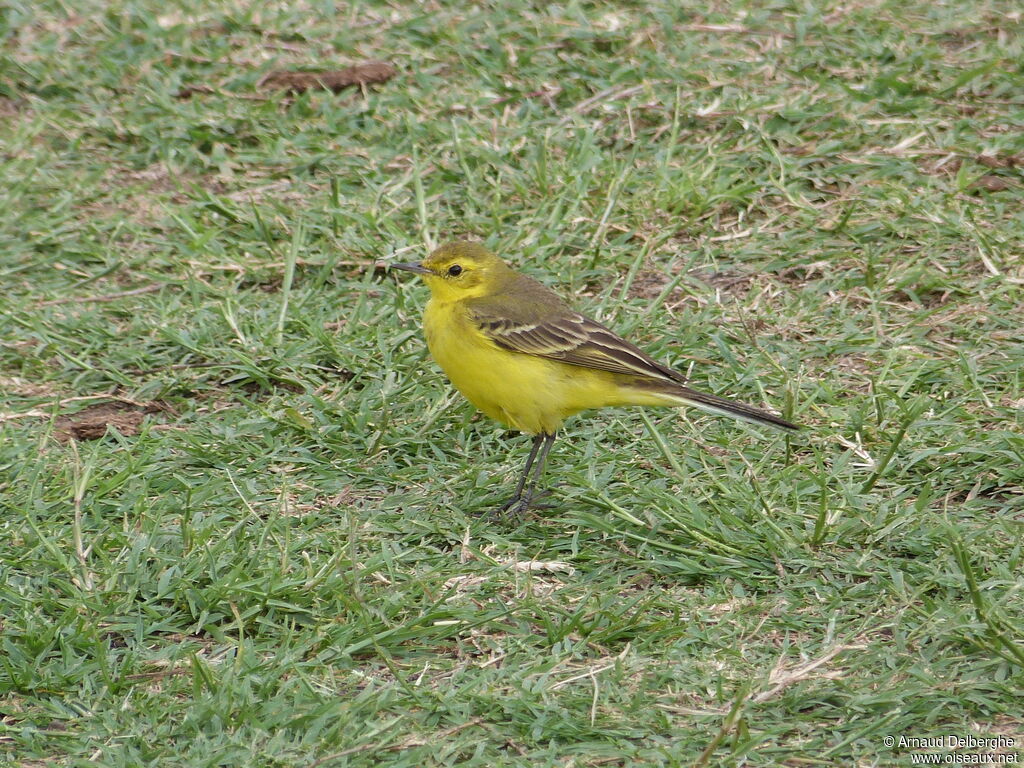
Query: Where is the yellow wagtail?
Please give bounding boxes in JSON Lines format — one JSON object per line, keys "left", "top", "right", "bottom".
{"left": 392, "top": 241, "right": 798, "bottom": 517}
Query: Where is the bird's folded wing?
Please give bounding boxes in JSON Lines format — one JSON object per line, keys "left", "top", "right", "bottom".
{"left": 469, "top": 308, "right": 685, "bottom": 384}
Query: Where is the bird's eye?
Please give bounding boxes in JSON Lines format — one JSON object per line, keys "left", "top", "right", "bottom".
{"left": 447, "top": 264, "right": 463, "bottom": 277}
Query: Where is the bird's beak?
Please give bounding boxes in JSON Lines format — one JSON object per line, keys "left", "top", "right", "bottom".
{"left": 391, "top": 262, "right": 433, "bottom": 275}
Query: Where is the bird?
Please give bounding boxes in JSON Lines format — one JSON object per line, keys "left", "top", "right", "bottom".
{"left": 391, "top": 241, "right": 798, "bottom": 517}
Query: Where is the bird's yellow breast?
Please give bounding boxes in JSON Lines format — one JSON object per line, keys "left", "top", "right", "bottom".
{"left": 423, "top": 298, "right": 667, "bottom": 435}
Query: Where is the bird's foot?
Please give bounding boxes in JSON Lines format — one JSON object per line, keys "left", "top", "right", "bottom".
{"left": 490, "top": 496, "right": 531, "bottom": 522}
{"left": 485, "top": 489, "right": 556, "bottom": 522}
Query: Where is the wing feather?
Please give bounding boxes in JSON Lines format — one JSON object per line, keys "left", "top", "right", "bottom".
{"left": 470, "top": 307, "right": 684, "bottom": 384}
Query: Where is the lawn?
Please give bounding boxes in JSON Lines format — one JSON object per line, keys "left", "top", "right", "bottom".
{"left": 2, "top": 1, "right": 1023, "bottom": 766}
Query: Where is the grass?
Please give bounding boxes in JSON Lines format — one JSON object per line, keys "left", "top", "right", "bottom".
{"left": 2, "top": 0, "right": 1023, "bottom": 765}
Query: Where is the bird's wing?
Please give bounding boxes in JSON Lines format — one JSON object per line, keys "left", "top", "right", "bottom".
{"left": 467, "top": 306, "right": 685, "bottom": 384}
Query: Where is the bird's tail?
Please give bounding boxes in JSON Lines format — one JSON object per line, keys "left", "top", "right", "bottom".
{"left": 631, "top": 381, "right": 799, "bottom": 431}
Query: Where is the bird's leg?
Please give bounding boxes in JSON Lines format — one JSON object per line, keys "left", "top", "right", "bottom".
{"left": 519, "top": 432, "right": 555, "bottom": 508}
{"left": 509, "top": 433, "right": 544, "bottom": 503}
{"left": 494, "top": 432, "right": 556, "bottom": 519}
{"left": 493, "top": 433, "right": 542, "bottom": 516}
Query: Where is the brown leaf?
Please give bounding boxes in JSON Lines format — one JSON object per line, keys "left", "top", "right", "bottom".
{"left": 976, "top": 152, "right": 1023, "bottom": 169}
{"left": 970, "top": 174, "right": 1013, "bottom": 192}
{"left": 259, "top": 61, "right": 397, "bottom": 93}
{"left": 53, "top": 401, "right": 161, "bottom": 443}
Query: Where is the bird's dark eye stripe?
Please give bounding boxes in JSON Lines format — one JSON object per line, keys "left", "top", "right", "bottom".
{"left": 447, "top": 264, "right": 463, "bottom": 276}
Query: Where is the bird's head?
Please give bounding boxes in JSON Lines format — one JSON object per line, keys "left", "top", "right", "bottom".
{"left": 391, "top": 241, "right": 510, "bottom": 301}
